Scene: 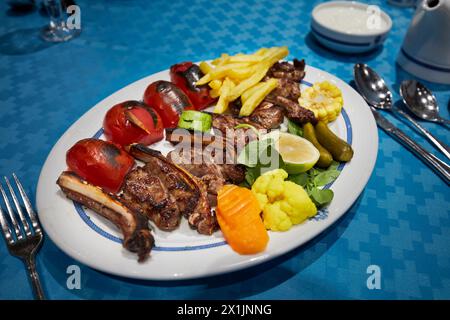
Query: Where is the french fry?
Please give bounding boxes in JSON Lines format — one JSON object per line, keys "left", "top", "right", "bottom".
{"left": 239, "top": 78, "right": 279, "bottom": 116}
{"left": 210, "top": 88, "right": 220, "bottom": 98}
{"left": 228, "top": 54, "right": 263, "bottom": 63}
{"left": 201, "top": 47, "right": 289, "bottom": 114}
{"left": 214, "top": 78, "right": 235, "bottom": 113}
{"left": 209, "top": 63, "right": 253, "bottom": 80}
{"left": 241, "top": 82, "right": 268, "bottom": 104}
{"left": 209, "top": 79, "right": 222, "bottom": 90}
{"left": 196, "top": 73, "right": 211, "bottom": 86}
{"left": 199, "top": 61, "right": 213, "bottom": 75}
{"left": 263, "top": 46, "right": 289, "bottom": 65}
{"left": 227, "top": 60, "right": 272, "bottom": 101}
{"left": 254, "top": 47, "right": 269, "bottom": 56}
{"left": 219, "top": 77, "right": 235, "bottom": 94}
{"left": 226, "top": 66, "right": 255, "bottom": 80}
{"left": 212, "top": 53, "right": 229, "bottom": 66}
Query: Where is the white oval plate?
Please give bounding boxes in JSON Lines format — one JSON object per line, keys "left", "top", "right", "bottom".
{"left": 36, "top": 64, "right": 378, "bottom": 280}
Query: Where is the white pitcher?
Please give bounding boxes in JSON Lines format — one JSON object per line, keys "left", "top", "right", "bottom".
{"left": 397, "top": 0, "right": 450, "bottom": 84}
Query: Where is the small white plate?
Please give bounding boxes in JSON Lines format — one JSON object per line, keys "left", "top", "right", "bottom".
{"left": 36, "top": 64, "right": 378, "bottom": 280}
{"left": 311, "top": 1, "right": 392, "bottom": 53}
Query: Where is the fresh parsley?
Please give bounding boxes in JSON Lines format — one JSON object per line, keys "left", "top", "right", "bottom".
{"left": 288, "top": 161, "right": 341, "bottom": 207}
{"left": 287, "top": 119, "right": 303, "bottom": 137}
{"left": 238, "top": 137, "right": 285, "bottom": 186}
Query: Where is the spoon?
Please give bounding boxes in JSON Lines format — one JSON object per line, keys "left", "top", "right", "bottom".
{"left": 354, "top": 63, "right": 450, "bottom": 161}
{"left": 354, "top": 63, "right": 450, "bottom": 184}
{"left": 400, "top": 80, "right": 450, "bottom": 126}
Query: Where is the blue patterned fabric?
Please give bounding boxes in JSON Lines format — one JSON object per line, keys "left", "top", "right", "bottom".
{"left": 0, "top": 0, "right": 449, "bottom": 300}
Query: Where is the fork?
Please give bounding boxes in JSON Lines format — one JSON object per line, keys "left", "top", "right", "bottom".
{"left": 0, "top": 174, "right": 45, "bottom": 300}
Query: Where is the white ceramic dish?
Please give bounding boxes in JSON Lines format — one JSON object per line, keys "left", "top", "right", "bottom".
{"left": 397, "top": 0, "right": 450, "bottom": 84}
{"left": 311, "top": 1, "right": 392, "bottom": 53}
{"left": 36, "top": 64, "right": 378, "bottom": 280}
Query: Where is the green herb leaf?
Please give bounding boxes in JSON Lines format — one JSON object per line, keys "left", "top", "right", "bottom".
{"left": 288, "top": 160, "right": 341, "bottom": 207}
{"left": 288, "top": 172, "right": 309, "bottom": 187}
{"left": 309, "top": 188, "right": 334, "bottom": 206}
{"left": 244, "top": 166, "right": 260, "bottom": 186}
{"left": 328, "top": 161, "right": 340, "bottom": 171}
{"left": 313, "top": 169, "right": 341, "bottom": 187}
{"left": 287, "top": 119, "right": 303, "bottom": 137}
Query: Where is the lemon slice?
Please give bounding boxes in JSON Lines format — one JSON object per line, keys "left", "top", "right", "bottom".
{"left": 266, "top": 132, "right": 320, "bottom": 174}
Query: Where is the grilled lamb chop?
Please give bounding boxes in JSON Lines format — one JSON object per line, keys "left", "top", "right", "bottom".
{"left": 57, "top": 171, "right": 154, "bottom": 262}
{"left": 167, "top": 147, "right": 245, "bottom": 207}
{"left": 120, "top": 167, "right": 181, "bottom": 231}
{"left": 127, "top": 144, "right": 218, "bottom": 235}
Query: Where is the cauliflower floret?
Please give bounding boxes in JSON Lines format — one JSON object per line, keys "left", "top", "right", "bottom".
{"left": 263, "top": 202, "right": 292, "bottom": 231}
{"left": 283, "top": 181, "right": 317, "bottom": 224}
{"left": 252, "top": 169, "right": 317, "bottom": 231}
{"left": 253, "top": 192, "right": 268, "bottom": 209}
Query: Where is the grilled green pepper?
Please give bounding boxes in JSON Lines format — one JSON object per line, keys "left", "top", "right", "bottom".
{"left": 177, "top": 110, "right": 212, "bottom": 132}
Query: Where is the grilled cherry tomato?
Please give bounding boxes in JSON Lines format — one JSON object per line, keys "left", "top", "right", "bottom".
{"left": 170, "top": 62, "right": 216, "bottom": 110}
{"left": 66, "top": 138, "right": 134, "bottom": 193}
{"left": 103, "top": 100, "right": 163, "bottom": 147}
{"left": 143, "top": 80, "right": 193, "bottom": 128}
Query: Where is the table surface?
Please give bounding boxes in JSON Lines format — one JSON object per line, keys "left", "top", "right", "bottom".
{"left": 0, "top": 0, "right": 449, "bottom": 300}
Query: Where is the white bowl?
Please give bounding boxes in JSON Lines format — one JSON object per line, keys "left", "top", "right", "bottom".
{"left": 311, "top": 1, "right": 392, "bottom": 54}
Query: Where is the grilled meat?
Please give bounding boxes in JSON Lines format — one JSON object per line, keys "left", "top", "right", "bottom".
{"left": 248, "top": 101, "right": 284, "bottom": 129}
{"left": 121, "top": 167, "right": 181, "bottom": 231}
{"left": 267, "top": 58, "right": 306, "bottom": 82}
{"left": 262, "top": 58, "right": 316, "bottom": 125}
{"left": 267, "top": 77, "right": 301, "bottom": 101}
{"left": 168, "top": 147, "right": 245, "bottom": 207}
{"left": 127, "top": 144, "right": 217, "bottom": 235}
{"left": 211, "top": 113, "right": 260, "bottom": 147}
{"left": 266, "top": 95, "right": 316, "bottom": 125}
{"left": 57, "top": 171, "right": 154, "bottom": 262}
{"left": 225, "top": 100, "right": 284, "bottom": 130}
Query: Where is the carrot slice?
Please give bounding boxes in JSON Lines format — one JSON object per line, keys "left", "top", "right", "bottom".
{"left": 217, "top": 185, "right": 269, "bottom": 254}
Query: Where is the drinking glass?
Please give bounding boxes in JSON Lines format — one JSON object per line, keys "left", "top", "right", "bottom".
{"left": 41, "top": 0, "right": 80, "bottom": 42}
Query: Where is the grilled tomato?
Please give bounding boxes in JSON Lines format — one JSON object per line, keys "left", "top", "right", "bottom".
{"left": 103, "top": 100, "right": 163, "bottom": 146}
{"left": 66, "top": 138, "right": 135, "bottom": 193}
{"left": 143, "top": 80, "right": 193, "bottom": 128}
{"left": 170, "top": 62, "right": 216, "bottom": 110}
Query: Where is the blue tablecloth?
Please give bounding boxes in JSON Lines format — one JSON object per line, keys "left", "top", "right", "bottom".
{"left": 0, "top": 0, "right": 449, "bottom": 300}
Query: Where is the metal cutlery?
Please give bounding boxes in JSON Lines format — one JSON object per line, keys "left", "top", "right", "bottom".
{"left": 400, "top": 80, "right": 450, "bottom": 126}
{"left": 354, "top": 63, "right": 450, "bottom": 160}
{"left": 0, "top": 174, "right": 45, "bottom": 300}
{"left": 353, "top": 64, "right": 450, "bottom": 184}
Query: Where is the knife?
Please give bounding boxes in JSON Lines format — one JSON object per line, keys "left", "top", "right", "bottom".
{"left": 371, "top": 106, "right": 450, "bottom": 185}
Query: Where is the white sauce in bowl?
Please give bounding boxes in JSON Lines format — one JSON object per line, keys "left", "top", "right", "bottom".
{"left": 314, "top": 4, "right": 389, "bottom": 34}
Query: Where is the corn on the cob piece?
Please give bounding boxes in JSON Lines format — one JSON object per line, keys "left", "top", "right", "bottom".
{"left": 299, "top": 81, "right": 343, "bottom": 123}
